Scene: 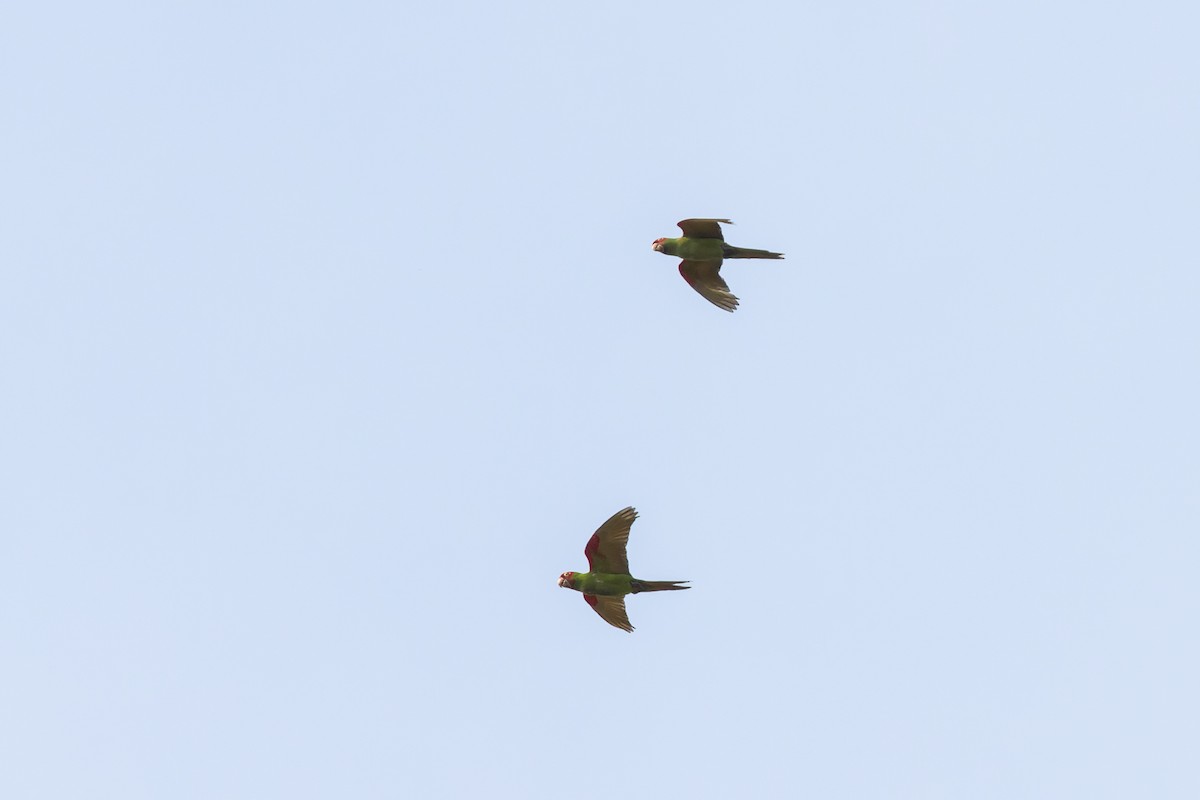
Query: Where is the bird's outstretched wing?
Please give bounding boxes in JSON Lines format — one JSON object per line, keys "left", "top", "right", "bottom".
{"left": 584, "top": 594, "right": 634, "bottom": 632}
{"left": 584, "top": 506, "right": 636, "bottom": 575}
{"left": 679, "top": 260, "right": 739, "bottom": 312}
{"left": 677, "top": 218, "right": 732, "bottom": 240}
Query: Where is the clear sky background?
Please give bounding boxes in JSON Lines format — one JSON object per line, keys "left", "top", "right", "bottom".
{"left": 3, "top": 2, "right": 1198, "bottom": 798}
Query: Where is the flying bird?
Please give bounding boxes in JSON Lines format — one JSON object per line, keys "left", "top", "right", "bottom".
{"left": 557, "top": 507, "right": 689, "bottom": 632}
{"left": 652, "top": 218, "right": 784, "bottom": 312}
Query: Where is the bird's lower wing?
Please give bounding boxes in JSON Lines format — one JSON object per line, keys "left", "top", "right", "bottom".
{"left": 679, "top": 260, "right": 739, "bottom": 312}
{"left": 584, "top": 594, "right": 634, "bottom": 632}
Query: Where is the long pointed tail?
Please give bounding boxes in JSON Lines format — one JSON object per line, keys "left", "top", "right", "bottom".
{"left": 630, "top": 579, "right": 690, "bottom": 593}
{"left": 723, "top": 245, "right": 784, "bottom": 260}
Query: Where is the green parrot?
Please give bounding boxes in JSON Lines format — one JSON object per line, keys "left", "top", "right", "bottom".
{"left": 652, "top": 218, "right": 784, "bottom": 312}
{"left": 557, "top": 506, "right": 689, "bottom": 632}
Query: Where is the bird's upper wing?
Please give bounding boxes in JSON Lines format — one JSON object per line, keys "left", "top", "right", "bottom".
{"left": 679, "top": 260, "right": 739, "bottom": 312}
{"left": 584, "top": 594, "right": 634, "bottom": 632}
{"left": 677, "top": 218, "right": 732, "bottom": 240}
{"left": 584, "top": 506, "right": 636, "bottom": 575}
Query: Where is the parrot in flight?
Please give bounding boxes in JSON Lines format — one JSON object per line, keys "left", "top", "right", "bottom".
{"left": 557, "top": 507, "right": 689, "bottom": 632}
{"left": 652, "top": 218, "right": 784, "bottom": 312}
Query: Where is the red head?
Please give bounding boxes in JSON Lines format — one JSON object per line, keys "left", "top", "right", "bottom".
{"left": 557, "top": 571, "right": 576, "bottom": 589}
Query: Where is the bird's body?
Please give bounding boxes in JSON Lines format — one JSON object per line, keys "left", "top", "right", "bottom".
{"left": 564, "top": 571, "right": 634, "bottom": 596}
{"left": 652, "top": 218, "right": 784, "bottom": 312}
{"left": 654, "top": 236, "right": 726, "bottom": 261}
{"left": 558, "top": 507, "right": 689, "bottom": 632}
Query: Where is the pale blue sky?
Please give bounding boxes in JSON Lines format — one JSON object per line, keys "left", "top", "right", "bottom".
{"left": 3, "top": 2, "right": 1198, "bottom": 798}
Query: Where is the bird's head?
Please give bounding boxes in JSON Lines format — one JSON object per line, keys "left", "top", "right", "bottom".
{"left": 651, "top": 237, "right": 667, "bottom": 253}
{"left": 557, "top": 571, "right": 576, "bottom": 589}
